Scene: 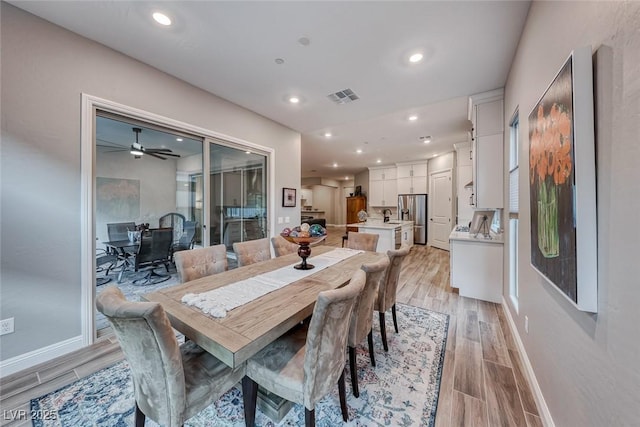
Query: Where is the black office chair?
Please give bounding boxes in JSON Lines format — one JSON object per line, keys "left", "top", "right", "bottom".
{"left": 173, "top": 221, "right": 197, "bottom": 253}
{"left": 106, "top": 222, "right": 137, "bottom": 242}
{"left": 159, "top": 212, "right": 186, "bottom": 244}
{"left": 132, "top": 228, "right": 174, "bottom": 285}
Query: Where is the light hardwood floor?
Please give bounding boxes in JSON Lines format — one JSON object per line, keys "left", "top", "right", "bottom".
{"left": 0, "top": 226, "right": 541, "bottom": 426}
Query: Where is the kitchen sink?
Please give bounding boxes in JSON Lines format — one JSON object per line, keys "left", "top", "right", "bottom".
{"left": 386, "top": 221, "right": 402, "bottom": 224}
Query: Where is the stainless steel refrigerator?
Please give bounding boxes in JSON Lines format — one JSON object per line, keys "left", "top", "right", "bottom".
{"left": 398, "top": 194, "right": 427, "bottom": 245}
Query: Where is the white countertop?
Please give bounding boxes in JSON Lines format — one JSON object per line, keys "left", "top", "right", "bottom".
{"left": 347, "top": 220, "right": 413, "bottom": 230}
{"left": 449, "top": 229, "right": 504, "bottom": 244}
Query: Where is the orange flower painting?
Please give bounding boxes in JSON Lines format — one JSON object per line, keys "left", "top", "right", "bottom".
{"left": 528, "top": 56, "right": 578, "bottom": 303}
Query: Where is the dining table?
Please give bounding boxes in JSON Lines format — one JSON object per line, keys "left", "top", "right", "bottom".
{"left": 142, "top": 245, "right": 386, "bottom": 369}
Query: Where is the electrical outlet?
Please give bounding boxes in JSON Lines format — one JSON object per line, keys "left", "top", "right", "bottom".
{"left": 0, "top": 318, "right": 15, "bottom": 336}
{"left": 277, "top": 217, "right": 283, "bottom": 224}
{"left": 524, "top": 315, "right": 529, "bottom": 334}
{"left": 285, "top": 216, "right": 290, "bottom": 223}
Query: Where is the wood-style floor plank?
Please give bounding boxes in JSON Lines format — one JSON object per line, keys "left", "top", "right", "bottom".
{"left": 451, "top": 390, "right": 489, "bottom": 427}
{"left": 479, "top": 320, "right": 511, "bottom": 367}
{"left": 484, "top": 359, "right": 527, "bottom": 427}
{"left": 454, "top": 338, "right": 485, "bottom": 401}
{"left": 0, "top": 227, "right": 540, "bottom": 427}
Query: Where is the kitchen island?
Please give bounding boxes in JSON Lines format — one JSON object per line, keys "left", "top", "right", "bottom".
{"left": 346, "top": 220, "right": 414, "bottom": 252}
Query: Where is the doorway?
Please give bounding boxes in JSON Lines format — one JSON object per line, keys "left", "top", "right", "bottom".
{"left": 82, "top": 95, "right": 274, "bottom": 343}
{"left": 429, "top": 169, "right": 452, "bottom": 250}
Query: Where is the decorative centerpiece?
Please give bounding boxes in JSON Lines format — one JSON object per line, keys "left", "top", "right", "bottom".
{"left": 357, "top": 209, "right": 368, "bottom": 222}
{"left": 281, "top": 222, "right": 327, "bottom": 270}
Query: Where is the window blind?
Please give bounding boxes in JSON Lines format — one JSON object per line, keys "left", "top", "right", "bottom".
{"left": 509, "top": 166, "right": 519, "bottom": 216}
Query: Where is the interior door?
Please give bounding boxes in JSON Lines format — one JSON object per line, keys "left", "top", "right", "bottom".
{"left": 429, "top": 170, "right": 452, "bottom": 250}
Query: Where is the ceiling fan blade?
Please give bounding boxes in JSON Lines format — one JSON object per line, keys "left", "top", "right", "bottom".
{"left": 145, "top": 148, "right": 173, "bottom": 152}
{"left": 153, "top": 152, "right": 180, "bottom": 158}
{"left": 147, "top": 152, "right": 167, "bottom": 160}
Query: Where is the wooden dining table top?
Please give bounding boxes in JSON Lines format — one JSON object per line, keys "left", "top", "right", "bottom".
{"left": 142, "top": 246, "right": 386, "bottom": 369}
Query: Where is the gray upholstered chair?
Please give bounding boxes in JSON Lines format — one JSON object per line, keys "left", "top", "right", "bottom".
{"left": 346, "top": 231, "right": 379, "bottom": 252}
{"left": 242, "top": 269, "right": 366, "bottom": 427}
{"left": 271, "top": 235, "right": 298, "bottom": 257}
{"left": 174, "top": 244, "right": 227, "bottom": 283}
{"left": 95, "top": 287, "right": 245, "bottom": 427}
{"left": 376, "top": 245, "right": 411, "bottom": 351}
{"left": 348, "top": 256, "right": 390, "bottom": 397}
{"left": 232, "top": 237, "right": 271, "bottom": 267}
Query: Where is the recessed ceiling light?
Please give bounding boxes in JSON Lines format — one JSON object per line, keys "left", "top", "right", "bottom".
{"left": 345, "top": 176, "right": 349, "bottom": 180}
{"left": 420, "top": 136, "right": 431, "bottom": 144}
{"left": 245, "top": 150, "right": 251, "bottom": 154}
{"left": 409, "top": 53, "right": 424, "bottom": 63}
{"left": 333, "top": 162, "right": 338, "bottom": 168}
{"left": 409, "top": 115, "right": 418, "bottom": 121}
{"left": 298, "top": 37, "right": 311, "bottom": 46}
{"left": 275, "top": 58, "right": 285, "bottom": 65}
{"left": 152, "top": 12, "right": 172, "bottom": 26}
{"left": 433, "top": 153, "right": 438, "bottom": 157}
{"left": 176, "top": 137, "right": 183, "bottom": 142}
{"left": 324, "top": 132, "right": 332, "bottom": 138}
{"left": 356, "top": 149, "right": 363, "bottom": 154}
{"left": 376, "top": 159, "right": 382, "bottom": 164}
{"left": 289, "top": 96, "right": 300, "bottom": 104}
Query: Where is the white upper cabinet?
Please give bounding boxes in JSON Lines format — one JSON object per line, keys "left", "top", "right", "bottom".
{"left": 396, "top": 162, "right": 428, "bottom": 194}
{"left": 369, "top": 166, "right": 398, "bottom": 206}
{"left": 468, "top": 90, "right": 504, "bottom": 209}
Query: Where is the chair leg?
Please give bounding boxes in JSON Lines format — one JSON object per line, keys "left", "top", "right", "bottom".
{"left": 305, "top": 408, "right": 316, "bottom": 427}
{"left": 367, "top": 330, "right": 376, "bottom": 367}
{"left": 338, "top": 369, "right": 349, "bottom": 422}
{"left": 242, "top": 376, "right": 258, "bottom": 427}
{"left": 379, "top": 311, "right": 389, "bottom": 352}
{"left": 135, "top": 403, "right": 146, "bottom": 427}
{"left": 392, "top": 304, "right": 399, "bottom": 333}
{"left": 349, "top": 346, "right": 359, "bottom": 397}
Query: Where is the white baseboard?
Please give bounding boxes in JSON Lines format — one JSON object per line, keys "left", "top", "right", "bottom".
{"left": 501, "top": 297, "right": 555, "bottom": 427}
{"left": 0, "top": 335, "right": 84, "bottom": 378}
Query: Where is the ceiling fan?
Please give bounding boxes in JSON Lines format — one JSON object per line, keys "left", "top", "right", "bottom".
{"left": 127, "top": 127, "right": 180, "bottom": 160}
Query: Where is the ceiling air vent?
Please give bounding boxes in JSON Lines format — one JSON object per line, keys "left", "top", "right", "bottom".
{"left": 327, "top": 88, "right": 359, "bottom": 104}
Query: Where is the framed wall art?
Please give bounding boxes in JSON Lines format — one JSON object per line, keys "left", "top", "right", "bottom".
{"left": 282, "top": 187, "right": 296, "bottom": 207}
{"left": 528, "top": 46, "right": 598, "bottom": 312}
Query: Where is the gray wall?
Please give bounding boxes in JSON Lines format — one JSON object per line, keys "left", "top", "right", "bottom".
{"left": 0, "top": 4, "right": 300, "bottom": 361}
{"left": 504, "top": 2, "right": 640, "bottom": 425}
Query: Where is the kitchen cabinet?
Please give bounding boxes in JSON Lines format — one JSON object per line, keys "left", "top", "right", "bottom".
{"left": 369, "top": 166, "right": 398, "bottom": 206}
{"left": 401, "top": 222, "right": 414, "bottom": 246}
{"left": 397, "top": 162, "right": 428, "bottom": 194}
{"left": 449, "top": 229, "right": 504, "bottom": 303}
{"left": 469, "top": 92, "right": 504, "bottom": 209}
{"left": 346, "top": 196, "right": 367, "bottom": 232}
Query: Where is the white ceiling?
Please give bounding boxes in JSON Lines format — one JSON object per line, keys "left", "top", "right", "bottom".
{"left": 12, "top": 1, "right": 531, "bottom": 180}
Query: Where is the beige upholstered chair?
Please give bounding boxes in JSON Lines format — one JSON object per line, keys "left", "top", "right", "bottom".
{"left": 376, "top": 245, "right": 411, "bottom": 351}
{"left": 348, "top": 256, "right": 390, "bottom": 397}
{"left": 96, "top": 287, "right": 244, "bottom": 427}
{"left": 174, "top": 244, "right": 227, "bottom": 283}
{"left": 271, "top": 235, "right": 298, "bottom": 257}
{"left": 346, "top": 231, "right": 379, "bottom": 252}
{"left": 232, "top": 238, "right": 271, "bottom": 267}
{"left": 242, "top": 269, "right": 366, "bottom": 427}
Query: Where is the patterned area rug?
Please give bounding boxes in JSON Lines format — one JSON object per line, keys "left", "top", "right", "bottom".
{"left": 33, "top": 304, "right": 449, "bottom": 427}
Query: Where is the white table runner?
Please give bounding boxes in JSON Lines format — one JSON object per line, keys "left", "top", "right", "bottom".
{"left": 181, "top": 248, "right": 363, "bottom": 318}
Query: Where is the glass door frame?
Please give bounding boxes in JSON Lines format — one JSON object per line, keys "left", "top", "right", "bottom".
{"left": 81, "top": 94, "right": 275, "bottom": 345}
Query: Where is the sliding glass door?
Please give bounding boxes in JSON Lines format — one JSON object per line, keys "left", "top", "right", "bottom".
{"left": 208, "top": 141, "right": 267, "bottom": 251}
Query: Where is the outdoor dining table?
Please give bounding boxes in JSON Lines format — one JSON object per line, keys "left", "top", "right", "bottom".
{"left": 142, "top": 245, "right": 385, "bottom": 369}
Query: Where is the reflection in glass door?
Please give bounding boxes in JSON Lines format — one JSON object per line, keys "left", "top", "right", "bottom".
{"left": 208, "top": 142, "right": 267, "bottom": 251}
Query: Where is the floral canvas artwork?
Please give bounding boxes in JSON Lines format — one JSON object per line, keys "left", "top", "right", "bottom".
{"left": 528, "top": 57, "right": 578, "bottom": 303}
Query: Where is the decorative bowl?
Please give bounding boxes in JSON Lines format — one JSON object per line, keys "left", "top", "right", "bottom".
{"left": 281, "top": 235, "right": 327, "bottom": 245}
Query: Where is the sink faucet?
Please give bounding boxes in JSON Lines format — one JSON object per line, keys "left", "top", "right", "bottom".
{"left": 383, "top": 208, "right": 392, "bottom": 223}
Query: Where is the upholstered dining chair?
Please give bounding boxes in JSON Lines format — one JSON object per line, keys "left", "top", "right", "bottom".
{"left": 242, "top": 269, "right": 366, "bottom": 427}
{"left": 96, "top": 286, "right": 245, "bottom": 427}
{"left": 174, "top": 244, "right": 227, "bottom": 283}
{"left": 232, "top": 237, "right": 271, "bottom": 267}
{"left": 271, "top": 235, "right": 298, "bottom": 257}
{"left": 376, "top": 245, "right": 411, "bottom": 351}
{"left": 346, "top": 231, "right": 379, "bottom": 252}
{"left": 348, "top": 256, "right": 390, "bottom": 397}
